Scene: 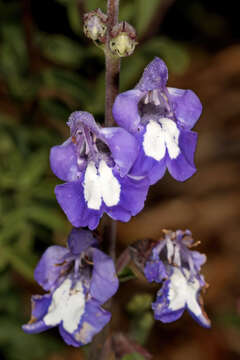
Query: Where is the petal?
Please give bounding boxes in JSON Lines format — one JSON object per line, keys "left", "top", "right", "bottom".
{"left": 34, "top": 245, "right": 69, "bottom": 291}
{"left": 187, "top": 298, "right": 211, "bottom": 328}
{"left": 129, "top": 126, "right": 163, "bottom": 178}
{"left": 22, "top": 294, "right": 52, "bottom": 334}
{"left": 67, "top": 228, "right": 97, "bottom": 255}
{"left": 55, "top": 181, "right": 102, "bottom": 230}
{"left": 90, "top": 248, "right": 119, "bottom": 304}
{"left": 166, "top": 130, "right": 197, "bottom": 181}
{"left": 167, "top": 87, "right": 202, "bottom": 130}
{"left": 67, "top": 111, "right": 101, "bottom": 137}
{"left": 106, "top": 173, "right": 150, "bottom": 221}
{"left": 144, "top": 260, "right": 167, "bottom": 283}
{"left": 136, "top": 57, "right": 168, "bottom": 92}
{"left": 59, "top": 324, "right": 82, "bottom": 347}
{"left": 112, "top": 89, "right": 145, "bottom": 133}
{"left": 100, "top": 127, "right": 138, "bottom": 176}
{"left": 148, "top": 159, "right": 167, "bottom": 185}
{"left": 152, "top": 275, "right": 185, "bottom": 323}
{"left": 191, "top": 251, "right": 207, "bottom": 272}
{"left": 73, "top": 299, "right": 111, "bottom": 346}
{"left": 50, "top": 138, "right": 80, "bottom": 182}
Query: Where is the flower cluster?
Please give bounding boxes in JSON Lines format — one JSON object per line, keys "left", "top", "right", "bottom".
{"left": 23, "top": 229, "right": 119, "bottom": 346}
{"left": 51, "top": 58, "right": 202, "bottom": 228}
{"left": 144, "top": 230, "right": 210, "bottom": 327}
{"left": 24, "top": 56, "right": 209, "bottom": 348}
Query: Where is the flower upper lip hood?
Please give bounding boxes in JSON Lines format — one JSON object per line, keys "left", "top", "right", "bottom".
{"left": 50, "top": 111, "right": 150, "bottom": 229}
{"left": 23, "top": 228, "right": 119, "bottom": 347}
{"left": 112, "top": 57, "right": 202, "bottom": 183}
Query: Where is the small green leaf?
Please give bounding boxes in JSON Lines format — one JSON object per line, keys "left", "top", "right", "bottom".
{"left": 121, "top": 353, "right": 145, "bottom": 360}
{"left": 135, "top": 0, "right": 161, "bottom": 36}
{"left": 127, "top": 294, "right": 153, "bottom": 314}
{"left": 142, "top": 37, "right": 190, "bottom": 74}
{"left": 38, "top": 34, "right": 84, "bottom": 67}
{"left": 118, "top": 267, "right": 136, "bottom": 283}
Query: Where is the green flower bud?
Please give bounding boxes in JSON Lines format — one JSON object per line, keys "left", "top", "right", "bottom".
{"left": 83, "top": 9, "right": 107, "bottom": 42}
{"left": 110, "top": 22, "right": 137, "bottom": 57}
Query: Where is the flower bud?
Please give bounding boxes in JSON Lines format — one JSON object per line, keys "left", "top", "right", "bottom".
{"left": 83, "top": 8, "right": 107, "bottom": 42}
{"left": 110, "top": 22, "right": 137, "bottom": 57}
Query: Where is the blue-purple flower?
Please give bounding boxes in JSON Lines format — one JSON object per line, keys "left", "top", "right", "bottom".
{"left": 144, "top": 230, "right": 211, "bottom": 328}
{"left": 23, "top": 228, "right": 119, "bottom": 347}
{"left": 112, "top": 57, "right": 202, "bottom": 184}
{"left": 50, "top": 111, "right": 149, "bottom": 229}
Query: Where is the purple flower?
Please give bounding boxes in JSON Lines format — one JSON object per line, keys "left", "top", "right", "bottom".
{"left": 50, "top": 111, "right": 149, "bottom": 229}
{"left": 112, "top": 57, "right": 202, "bottom": 184}
{"left": 23, "top": 229, "right": 119, "bottom": 347}
{"left": 144, "top": 230, "right": 211, "bottom": 328}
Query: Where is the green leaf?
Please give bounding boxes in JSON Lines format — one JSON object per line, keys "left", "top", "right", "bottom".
{"left": 142, "top": 37, "right": 190, "bottom": 74}
{"left": 67, "top": 0, "right": 83, "bottom": 35}
{"left": 0, "top": 24, "right": 28, "bottom": 74}
{"left": 0, "top": 318, "right": 63, "bottom": 360}
{"left": 118, "top": 267, "right": 136, "bottom": 282}
{"left": 120, "top": 55, "right": 146, "bottom": 90}
{"left": 127, "top": 294, "right": 153, "bottom": 314}
{"left": 26, "top": 206, "right": 66, "bottom": 231}
{"left": 86, "top": 0, "right": 106, "bottom": 12}
{"left": 37, "top": 34, "right": 84, "bottom": 67}
{"left": 18, "top": 150, "right": 49, "bottom": 188}
{"left": 135, "top": 0, "right": 161, "bottom": 36}
{"left": 121, "top": 353, "right": 145, "bottom": 360}
{"left": 41, "top": 68, "right": 91, "bottom": 105}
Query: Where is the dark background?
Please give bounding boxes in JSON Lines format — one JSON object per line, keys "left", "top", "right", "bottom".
{"left": 0, "top": 0, "right": 239, "bottom": 359}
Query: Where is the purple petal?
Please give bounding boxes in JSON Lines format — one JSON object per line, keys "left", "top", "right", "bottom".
{"left": 112, "top": 89, "right": 145, "bottom": 133}
{"left": 129, "top": 129, "right": 164, "bottom": 178}
{"left": 55, "top": 181, "right": 102, "bottom": 230}
{"left": 106, "top": 174, "right": 150, "bottom": 221}
{"left": 50, "top": 139, "right": 80, "bottom": 182}
{"left": 148, "top": 158, "right": 167, "bottom": 185}
{"left": 191, "top": 251, "right": 207, "bottom": 272}
{"left": 167, "top": 87, "right": 202, "bottom": 130}
{"left": 152, "top": 278, "right": 185, "bottom": 323}
{"left": 144, "top": 260, "right": 167, "bottom": 283}
{"left": 136, "top": 57, "right": 168, "bottom": 92}
{"left": 72, "top": 299, "right": 111, "bottom": 345}
{"left": 22, "top": 294, "right": 52, "bottom": 334}
{"left": 34, "top": 246, "right": 69, "bottom": 291}
{"left": 100, "top": 127, "right": 139, "bottom": 176}
{"left": 59, "top": 324, "right": 82, "bottom": 347}
{"left": 90, "top": 248, "right": 119, "bottom": 304}
{"left": 67, "top": 111, "right": 101, "bottom": 137}
{"left": 67, "top": 228, "right": 98, "bottom": 255}
{"left": 166, "top": 130, "right": 197, "bottom": 181}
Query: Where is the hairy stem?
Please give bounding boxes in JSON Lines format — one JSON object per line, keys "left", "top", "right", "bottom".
{"left": 89, "top": 1, "right": 120, "bottom": 359}
{"left": 105, "top": 0, "right": 120, "bottom": 126}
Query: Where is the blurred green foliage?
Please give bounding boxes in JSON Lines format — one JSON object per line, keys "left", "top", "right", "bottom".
{"left": 121, "top": 353, "right": 145, "bottom": 360}
{"left": 127, "top": 294, "right": 154, "bottom": 345}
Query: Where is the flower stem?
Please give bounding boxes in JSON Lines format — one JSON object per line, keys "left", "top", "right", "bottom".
{"left": 88, "top": 1, "right": 120, "bottom": 359}
{"left": 105, "top": 0, "right": 120, "bottom": 127}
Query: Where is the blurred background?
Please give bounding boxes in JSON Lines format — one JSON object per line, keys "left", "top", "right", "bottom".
{"left": 0, "top": 0, "right": 239, "bottom": 359}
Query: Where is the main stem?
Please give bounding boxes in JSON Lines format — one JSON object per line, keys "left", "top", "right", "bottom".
{"left": 105, "top": 0, "right": 120, "bottom": 127}
{"left": 88, "top": 1, "right": 120, "bottom": 359}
